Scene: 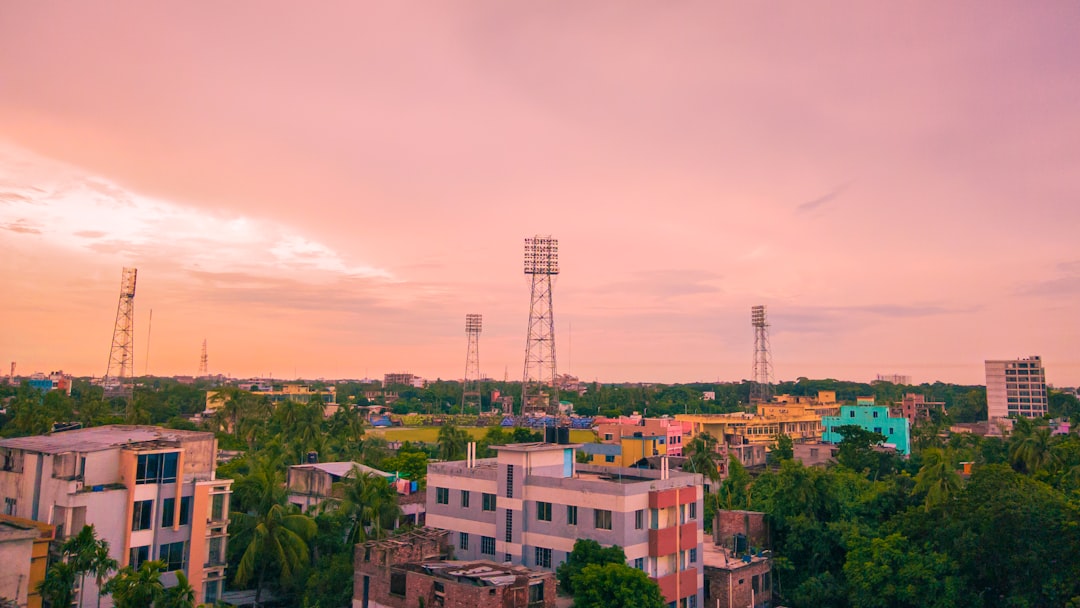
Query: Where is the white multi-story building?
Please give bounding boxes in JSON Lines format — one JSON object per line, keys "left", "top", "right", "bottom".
{"left": 427, "top": 442, "right": 704, "bottom": 608}
{"left": 0, "top": 426, "right": 232, "bottom": 607}
{"left": 985, "top": 356, "right": 1048, "bottom": 420}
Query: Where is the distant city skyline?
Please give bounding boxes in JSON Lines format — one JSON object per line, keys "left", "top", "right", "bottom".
{"left": 2, "top": 3, "right": 1078, "bottom": 385}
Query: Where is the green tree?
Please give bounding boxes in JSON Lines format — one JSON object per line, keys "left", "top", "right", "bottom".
{"left": 105, "top": 560, "right": 166, "bottom": 608}
{"left": 437, "top": 423, "right": 468, "bottom": 461}
{"left": 157, "top": 570, "right": 196, "bottom": 608}
{"left": 37, "top": 561, "right": 77, "bottom": 608}
{"left": 332, "top": 468, "right": 402, "bottom": 543}
{"left": 844, "top": 533, "right": 961, "bottom": 608}
{"left": 684, "top": 432, "right": 721, "bottom": 484}
{"left": 234, "top": 504, "right": 317, "bottom": 605}
{"left": 718, "top": 454, "right": 751, "bottom": 509}
{"left": 380, "top": 452, "right": 429, "bottom": 486}
{"left": 912, "top": 448, "right": 962, "bottom": 511}
{"left": 1008, "top": 418, "right": 1057, "bottom": 475}
{"left": 556, "top": 539, "right": 627, "bottom": 596}
{"left": 771, "top": 432, "right": 794, "bottom": 462}
{"left": 570, "top": 563, "right": 666, "bottom": 608}
{"left": 835, "top": 425, "right": 891, "bottom": 477}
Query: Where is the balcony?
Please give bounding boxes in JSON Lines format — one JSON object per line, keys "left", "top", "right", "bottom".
{"left": 649, "top": 526, "right": 678, "bottom": 557}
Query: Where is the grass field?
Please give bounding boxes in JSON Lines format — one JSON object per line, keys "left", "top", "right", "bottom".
{"left": 367, "top": 427, "right": 596, "bottom": 444}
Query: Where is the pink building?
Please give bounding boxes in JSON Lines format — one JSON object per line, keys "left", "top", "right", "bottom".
{"left": 595, "top": 417, "right": 690, "bottom": 457}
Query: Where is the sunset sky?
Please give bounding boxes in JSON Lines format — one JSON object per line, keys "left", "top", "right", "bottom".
{"left": 2, "top": 2, "right": 1078, "bottom": 385}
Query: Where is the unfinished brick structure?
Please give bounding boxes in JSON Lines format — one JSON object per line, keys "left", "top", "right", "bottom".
{"left": 354, "top": 528, "right": 554, "bottom": 608}
{"left": 703, "top": 543, "right": 773, "bottom": 608}
{"left": 713, "top": 509, "right": 769, "bottom": 550}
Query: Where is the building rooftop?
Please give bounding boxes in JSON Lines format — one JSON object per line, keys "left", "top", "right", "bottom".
{"left": 702, "top": 543, "right": 770, "bottom": 570}
{"left": 408, "top": 560, "right": 550, "bottom": 587}
{"left": 491, "top": 442, "right": 583, "bottom": 453}
{"left": 291, "top": 461, "right": 393, "bottom": 479}
{"left": 0, "top": 519, "right": 43, "bottom": 543}
{"left": 579, "top": 443, "right": 622, "bottom": 456}
{"left": 0, "top": 425, "right": 214, "bottom": 454}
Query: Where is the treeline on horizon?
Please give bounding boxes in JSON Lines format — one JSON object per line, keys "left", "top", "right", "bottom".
{"left": 4, "top": 375, "right": 1080, "bottom": 436}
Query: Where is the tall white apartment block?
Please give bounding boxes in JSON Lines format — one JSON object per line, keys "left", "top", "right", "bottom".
{"left": 0, "top": 426, "right": 232, "bottom": 607}
{"left": 985, "top": 356, "right": 1048, "bottom": 420}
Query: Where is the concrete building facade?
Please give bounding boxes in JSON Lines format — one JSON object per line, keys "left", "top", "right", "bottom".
{"left": 0, "top": 426, "right": 232, "bottom": 607}
{"left": 426, "top": 442, "right": 704, "bottom": 607}
{"left": 822, "top": 404, "right": 911, "bottom": 455}
{"left": 986, "top": 356, "right": 1049, "bottom": 420}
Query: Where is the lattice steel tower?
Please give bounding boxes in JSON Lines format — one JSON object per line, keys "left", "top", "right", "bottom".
{"left": 522, "top": 236, "right": 559, "bottom": 415}
{"left": 199, "top": 339, "right": 209, "bottom": 376}
{"left": 104, "top": 267, "right": 137, "bottom": 398}
{"left": 750, "top": 305, "right": 774, "bottom": 404}
{"left": 463, "top": 314, "right": 482, "bottom": 413}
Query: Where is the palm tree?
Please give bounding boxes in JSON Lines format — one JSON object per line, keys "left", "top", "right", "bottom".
{"left": 105, "top": 560, "right": 166, "bottom": 608}
{"left": 437, "top": 423, "right": 468, "bottom": 461}
{"left": 89, "top": 539, "right": 118, "bottom": 608}
{"left": 1009, "top": 421, "right": 1057, "bottom": 475}
{"left": 157, "top": 570, "right": 196, "bottom": 608}
{"left": 62, "top": 524, "right": 98, "bottom": 606}
{"left": 913, "top": 447, "right": 962, "bottom": 511}
{"left": 234, "top": 504, "right": 316, "bottom": 605}
{"left": 332, "top": 468, "right": 403, "bottom": 543}
{"left": 684, "top": 432, "right": 722, "bottom": 485}
{"left": 38, "top": 561, "right": 78, "bottom": 608}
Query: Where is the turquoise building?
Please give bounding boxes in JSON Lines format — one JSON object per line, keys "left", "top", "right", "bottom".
{"left": 821, "top": 404, "right": 910, "bottom": 455}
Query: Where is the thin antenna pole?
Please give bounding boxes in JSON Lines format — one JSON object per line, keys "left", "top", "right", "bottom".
{"left": 143, "top": 309, "right": 153, "bottom": 376}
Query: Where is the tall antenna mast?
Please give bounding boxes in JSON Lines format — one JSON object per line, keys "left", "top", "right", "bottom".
{"left": 522, "top": 235, "right": 559, "bottom": 416}
{"left": 199, "top": 339, "right": 209, "bottom": 377}
{"left": 104, "top": 267, "right": 137, "bottom": 400}
{"left": 750, "top": 304, "right": 774, "bottom": 404}
{"left": 463, "top": 314, "right": 482, "bottom": 414}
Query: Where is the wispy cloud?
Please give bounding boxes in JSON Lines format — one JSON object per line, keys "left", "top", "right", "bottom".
{"left": 796, "top": 182, "right": 853, "bottom": 214}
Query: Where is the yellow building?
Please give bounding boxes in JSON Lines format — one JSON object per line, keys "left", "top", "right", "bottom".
{"left": 0, "top": 515, "right": 54, "bottom": 608}
{"left": 579, "top": 434, "right": 669, "bottom": 467}
{"left": 676, "top": 404, "right": 823, "bottom": 446}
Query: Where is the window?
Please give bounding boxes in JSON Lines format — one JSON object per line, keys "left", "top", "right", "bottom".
{"left": 132, "top": 500, "right": 153, "bottom": 531}
{"left": 3, "top": 497, "right": 15, "bottom": 516}
{"left": 204, "top": 580, "right": 220, "bottom": 605}
{"left": 634, "top": 557, "right": 645, "bottom": 570}
{"left": 651, "top": 509, "right": 659, "bottom": 529}
{"left": 689, "top": 502, "right": 697, "bottom": 520}
{"left": 389, "top": 570, "right": 407, "bottom": 596}
{"left": 161, "top": 498, "right": 175, "bottom": 527}
{"left": 534, "top": 546, "right": 552, "bottom": 568}
{"left": 159, "top": 541, "right": 187, "bottom": 572}
{"left": 481, "top": 536, "right": 496, "bottom": 555}
{"left": 689, "top": 548, "right": 697, "bottom": 563}
{"left": 136, "top": 452, "right": 179, "bottom": 485}
{"left": 506, "top": 465, "right": 514, "bottom": 498}
{"left": 635, "top": 509, "right": 644, "bottom": 530}
{"left": 529, "top": 582, "right": 545, "bottom": 602}
{"left": 605, "top": 455, "right": 616, "bottom": 463}
{"left": 207, "top": 536, "right": 224, "bottom": 566}
{"left": 688, "top": 594, "right": 698, "bottom": 608}
{"left": 537, "top": 502, "right": 552, "bottom": 522}
{"left": 567, "top": 505, "right": 578, "bottom": 525}
{"left": 505, "top": 511, "right": 513, "bottom": 542}
{"left": 849, "top": 411, "right": 855, "bottom": 418}
{"left": 129, "top": 545, "right": 149, "bottom": 569}
{"left": 179, "top": 496, "right": 192, "bottom": 525}
{"left": 872, "top": 411, "right": 879, "bottom": 418}
{"left": 461, "top": 490, "right": 470, "bottom": 508}
{"left": 210, "top": 493, "right": 226, "bottom": 521}
{"left": 874, "top": 427, "right": 882, "bottom": 434}
{"left": 594, "top": 509, "right": 612, "bottom": 530}
{"left": 436, "top": 487, "right": 449, "bottom": 505}
{"left": 889, "top": 427, "right": 895, "bottom": 435}
{"left": 482, "top": 493, "right": 496, "bottom": 511}
{"left": 459, "top": 532, "right": 469, "bottom": 551}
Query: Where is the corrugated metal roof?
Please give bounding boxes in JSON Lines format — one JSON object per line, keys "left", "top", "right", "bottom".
{"left": 292, "top": 461, "right": 393, "bottom": 479}
{"left": 578, "top": 443, "right": 622, "bottom": 456}
{"left": 0, "top": 425, "right": 213, "bottom": 454}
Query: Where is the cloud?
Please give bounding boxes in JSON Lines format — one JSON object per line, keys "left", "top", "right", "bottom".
{"left": 1, "top": 218, "right": 41, "bottom": 234}
{"left": 796, "top": 182, "right": 853, "bottom": 214}
{"left": 1017, "top": 261, "right": 1080, "bottom": 297}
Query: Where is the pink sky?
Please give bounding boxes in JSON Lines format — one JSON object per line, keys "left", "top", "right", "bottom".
{"left": 2, "top": 2, "right": 1078, "bottom": 385}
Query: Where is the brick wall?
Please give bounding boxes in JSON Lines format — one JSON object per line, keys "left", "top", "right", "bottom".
{"left": 705, "top": 560, "right": 772, "bottom": 608}
{"left": 713, "top": 510, "right": 769, "bottom": 549}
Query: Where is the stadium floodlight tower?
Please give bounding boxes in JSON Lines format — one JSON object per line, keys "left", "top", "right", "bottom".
{"left": 104, "top": 267, "right": 138, "bottom": 399}
{"left": 522, "top": 236, "right": 559, "bottom": 416}
{"left": 463, "top": 314, "right": 483, "bottom": 414}
{"left": 750, "top": 304, "right": 774, "bottom": 404}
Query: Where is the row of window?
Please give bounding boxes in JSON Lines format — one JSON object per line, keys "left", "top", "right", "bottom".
{"left": 132, "top": 497, "right": 193, "bottom": 531}
{"left": 136, "top": 452, "right": 179, "bottom": 485}
{"left": 441, "top": 491, "right": 697, "bottom": 531}
{"left": 129, "top": 540, "right": 187, "bottom": 572}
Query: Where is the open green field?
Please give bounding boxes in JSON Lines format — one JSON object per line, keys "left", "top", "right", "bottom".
{"left": 367, "top": 426, "right": 596, "bottom": 444}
